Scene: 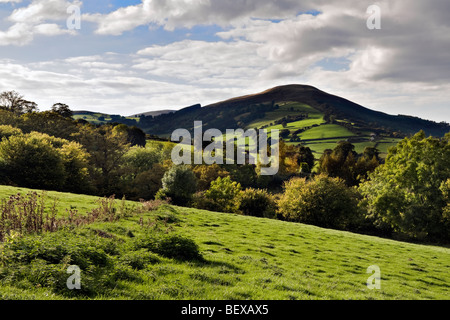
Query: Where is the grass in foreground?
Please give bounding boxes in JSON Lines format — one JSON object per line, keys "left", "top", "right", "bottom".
{"left": 0, "top": 186, "right": 449, "bottom": 300}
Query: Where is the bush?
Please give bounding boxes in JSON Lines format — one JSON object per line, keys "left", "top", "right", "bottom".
{"left": 190, "top": 191, "right": 220, "bottom": 212}
{"left": 0, "top": 132, "right": 90, "bottom": 193}
{"left": 156, "top": 165, "right": 197, "bottom": 206}
{"left": 237, "top": 188, "right": 276, "bottom": 218}
{"left": 277, "top": 174, "right": 362, "bottom": 230}
{"left": 134, "top": 233, "right": 203, "bottom": 262}
{"left": 0, "top": 133, "right": 66, "bottom": 189}
{"left": 203, "top": 176, "right": 242, "bottom": 213}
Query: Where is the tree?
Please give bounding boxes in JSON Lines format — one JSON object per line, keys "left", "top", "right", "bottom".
{"left": 318, "top": 142, "right": 379, "bottom": 186}
{"left": 0, "top": 125, "right": 22, "bottom": 140}
{"left": 359, "top": 131, "right": 450, "bottom": 241}
{"left": 296, "top": 146, "right": 315, "bottom": 171}
{"left": 280, "top": 129, "right": 290, "bottom": 139}
{"left": 122, "top": 146, "right": 162, "bottom": 176}
{"left": 21, "top": 111, "right": 79, "bottom": 140}
{"left": 120, "top": 146, "right": 169, "bottom": 200}
{"left": 193, "top": 164, "right": 229, "bottom": 191}
{"left": 440, "top": 179, "right": 450, "bottom": 221}
{"left": 277, "top": 174, "right": 361, "bottom": 230}
{"left": 156, "top": 165, "right": 197, "bottom": 206}
{"left": 0, "top": 91, "right": 38, "bottom": 114}
{"left": 113, "top": 124, "right": 147, "bottom": 147}
{"left": 72, "top": 124, "right": 131, "bottom": 195}
{"left": 124, "top": 163, "right": 167, "bottom": 201}
{"left": 51, "top": 103, "right": 73, "bottom": 118}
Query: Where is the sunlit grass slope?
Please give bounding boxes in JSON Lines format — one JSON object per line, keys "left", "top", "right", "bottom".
{"left": 0, "top": 185, "right": 448, "bottom": 300}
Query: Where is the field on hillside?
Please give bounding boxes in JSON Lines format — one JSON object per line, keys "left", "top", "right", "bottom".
{"left": 73, "top": 112, "right": 140, "bottom": 125}
{"left": 0, "top": 185, "right": 448, "bottom": 300}
{"left": 243, "top": 101, "right": 401, "bottom": 158}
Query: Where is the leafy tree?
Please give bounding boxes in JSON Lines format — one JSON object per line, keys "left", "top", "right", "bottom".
{"left": 318, "top": 142, "right": 379, "bottom": 186}
{"left": 0, "top": 109, "right": 22, "bottom": 127}
{"left": 0, "top": 131, "right": 91, "bottom": 193}
{"left": 228, "top": 164, "right": 258, "bottom": 189}
{"left": 120, "top": 146, "right": 169, "bottom": 200}
{"left": 359, "top": 131, "right": 450, "bottom": 241}
{"left": 72, "top": 124, "right": 131, "bottom": 195}
{"left": 280, "top": 129, "right": 290, "bottom": 139}
{"left": 156, "top": 165, "right": 197, "bottom": 206}
{"left": 193, "top": 164, "right": 229, "bottom": 191}
{"left": 122, "top": 146, "right": 162, "bottom": 176}
{"left": 112, "top": 124, "right": 146, "bottom": 147}
{"left": 296, "top": 146, "right": 315, "bottom": 171}
{"left": 440, "top": 179, "right": 450, "bottom": 221}
{"left": 20, "top": 111, "right": 79, "bottom": 140}
{"left": 277, "top": 174, "right": 361, "bottom": 230}
{"left": 51, "top": 103, "right": 73, "bottom": 118}
{"left": 0, "top": 125, "right": 22, "bottom": 140}
{"left": 124, "top": 164, "right": 167, "bottom": 201}
{"left": 0, "top": 91, "right": 38, "bottom": 114}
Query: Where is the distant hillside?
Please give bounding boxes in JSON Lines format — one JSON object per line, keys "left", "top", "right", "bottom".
{"left": 131, "top": 109, "right": 175, "bottom": 117}
{"left": 204, "top": 84, "right": 450, "bottom": 137}
{"left": 73, "top": 85, "right": 450, "bottom": 157}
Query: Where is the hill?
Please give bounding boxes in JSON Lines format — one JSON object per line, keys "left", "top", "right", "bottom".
{"left": 71, "top": 85, "right": 450, "bottom": 157}
{"left": 0, "top": 185, "right": 449, "bottom": 300}
{"left": 131, "top": 109, "right": 176, "bottom": 117}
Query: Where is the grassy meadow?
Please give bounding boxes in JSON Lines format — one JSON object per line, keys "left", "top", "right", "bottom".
{"left": 0, "top": 185, "right": 448, "bottom": 300}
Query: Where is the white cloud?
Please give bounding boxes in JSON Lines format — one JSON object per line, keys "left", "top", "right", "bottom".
{"left": 1, "top": 0, "right": 449, "bottom": 122}
{"left": 0, "top": 0, "right": 80, "bottom": 46}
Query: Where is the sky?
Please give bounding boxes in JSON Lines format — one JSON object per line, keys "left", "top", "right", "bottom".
{"left": 0, "top": 0, "right": 449, "bottom": 122}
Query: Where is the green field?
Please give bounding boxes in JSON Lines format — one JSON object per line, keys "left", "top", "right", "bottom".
{"left": 246, "top": 102, "right": 323, "bottom": 130}
{"left": 73, "top": 112, "right": 140, "bottom": 125}
{"left": 0, "top": 185, "right": 448, "bottom": 300}
{"left": 298, "top": 124, "right": 356, "bottom": 140}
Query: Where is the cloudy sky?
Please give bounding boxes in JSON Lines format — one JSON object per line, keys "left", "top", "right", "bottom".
{"left": 0, "top": 0, "right": 449, "bottom": 122}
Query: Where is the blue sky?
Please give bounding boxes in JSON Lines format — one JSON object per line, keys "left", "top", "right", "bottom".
{"left": 0, "top": 0, "right": 449, "bottom": 122}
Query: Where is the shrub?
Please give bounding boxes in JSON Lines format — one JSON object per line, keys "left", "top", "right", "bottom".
{"left": 237, "top": 188, "right": 276, "bottom": 218}
{"left": 134, "top": 233, "right": 203, "bottom": 262}
{"left": 156, "top": 165, "right": 197, "bottom": 206}
{"left": 277, "top": 174, "right": 362, "bottom": 230}
{"left": 0, "top": 133, "right": 66, "bottom": 189}
{"left": 190, "top": 191, "right": 220, "bottom": 212}
{"left": 203, "top": 176, "right": 242, "bottom": 213}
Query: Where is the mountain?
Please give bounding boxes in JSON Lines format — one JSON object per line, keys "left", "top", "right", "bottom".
{"left": 136, "top": 84, "right": 448, "bottom": 134}
{"left": 204, "top": 84, "right": 449, "bottom": 137}
{"left": 74, "top": 84, "right": 450, "bottom": 156}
